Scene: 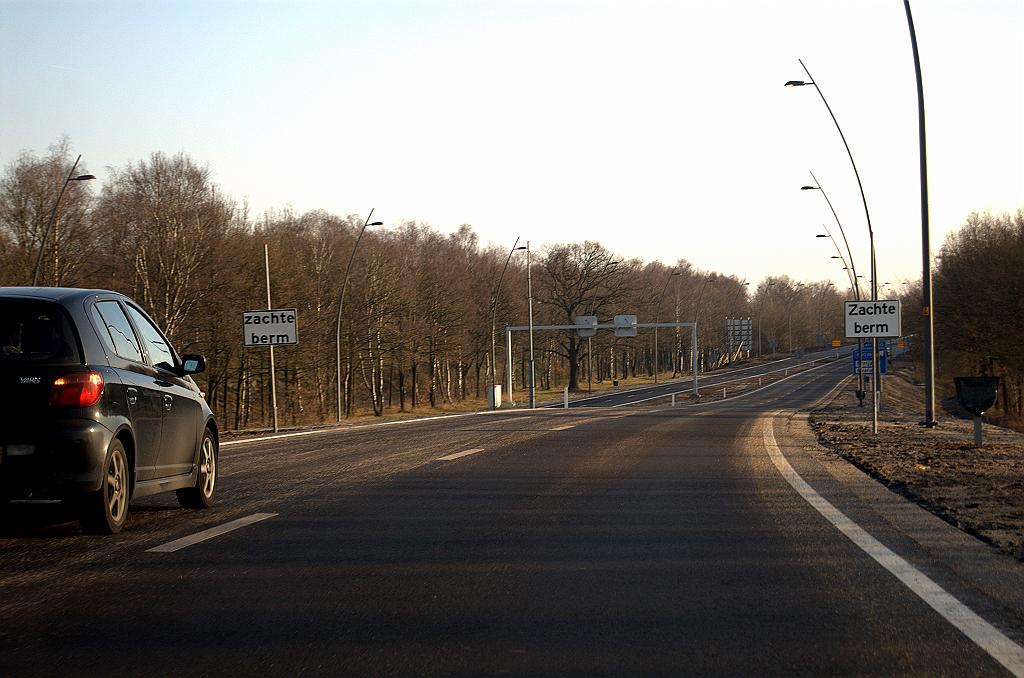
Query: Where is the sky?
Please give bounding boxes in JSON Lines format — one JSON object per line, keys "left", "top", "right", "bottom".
{"left": 2, "top": 0, "right": 1021, "bottom": 294}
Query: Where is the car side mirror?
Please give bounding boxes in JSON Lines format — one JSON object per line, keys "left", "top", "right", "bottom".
{"left": 180, "top": 354, "right": 207, "bottom": 375}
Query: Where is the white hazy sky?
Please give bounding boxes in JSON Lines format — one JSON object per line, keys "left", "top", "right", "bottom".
{"left": 2, "top": 0, "right": 1021, "bottom": 291}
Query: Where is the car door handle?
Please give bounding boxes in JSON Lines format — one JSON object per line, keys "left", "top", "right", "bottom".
{"left": 126, "top": 387, "right": 138, "bottom": 406}
{"left": 164, "top": 394, "right": 173, "bottom": 412}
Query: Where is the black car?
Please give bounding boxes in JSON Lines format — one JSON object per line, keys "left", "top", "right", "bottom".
{"left": 0, "top": 288, "right": 218, "bottom": 533}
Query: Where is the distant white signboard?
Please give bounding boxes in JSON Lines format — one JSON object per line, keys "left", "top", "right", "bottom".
{"left": 575, "top": 315, "right": 598, "bottom": 338}
{"left": 844, "top": 300, "right": 901, "bottom": 339}
{"left": 613, "top": 314, "right": 637, "bottom": 338}
{"left": 243, "top": 308, "right": 298, "bottom": 346}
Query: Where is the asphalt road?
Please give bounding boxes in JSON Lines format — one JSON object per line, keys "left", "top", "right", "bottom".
{"left": 3, "top": 355, "right": 1024, "bottom": 676}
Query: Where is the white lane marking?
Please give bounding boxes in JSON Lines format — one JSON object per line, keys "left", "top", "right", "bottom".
{"left": 762, "top": 416, "right": 1024, "bottom": 677}
{"left": 221, "top": 410, "right": 516, "bottom": 450}
{"left": 551, "top": 357, "right": 800, "bottom": 408}
{"left": 549, "top": 424, "right": 575, "bottom": 431}
{"left": 437, "top": 448, "right": 485, "bottom": 461}
{"left": 146, "top": 513, "right": 278, "bottom": 553}
{"left": 613, "top": 359, "right": 839, "bottom": 408}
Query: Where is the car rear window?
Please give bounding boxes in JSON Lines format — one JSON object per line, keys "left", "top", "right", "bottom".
{"left": 0, "top": 299, "right": 81, "bottom": 363}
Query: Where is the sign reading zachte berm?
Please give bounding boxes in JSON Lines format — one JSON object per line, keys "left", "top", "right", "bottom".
{"left": 243, "top": 308, "right": 298, "bottom": 346}
{"left": 844, "top": 300, "right": 901, "bottom": 339}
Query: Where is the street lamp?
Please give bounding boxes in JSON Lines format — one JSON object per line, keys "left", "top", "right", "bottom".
{"left": 336, "top": 209, "right": 383, "bottom": 421}
{"left": 788, "top": 59, "right": 881, "bottom": 431}
{"left": 802, "top": 173, "right": 861, "bottom": 299}
{"left": 815, "top": 227, "right": 858, "bottom": 299}
{"left": 904, "top": 0, "right": 937, "bottom": 427}
{"left": 490, "top": 240, "right": 526, "bottom": 409}
{"left": 653, "top": 269, "right": 681, "bottom": 383}
{"left": 757, "top": 280, "right": 776, "bottom": 357}
{"left": 32, "top": 154, "right": 95, "bottom": 286}
{"left": 690, "top": 273, "right": 717, "bottom": 374}
{"left": 526, "top": 241, "right": 536, "bottom": 408}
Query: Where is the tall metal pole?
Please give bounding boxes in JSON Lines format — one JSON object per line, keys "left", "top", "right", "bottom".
{"left": 690, "top": 324, "right": 698, "bottom": 395}
{"left": 33, "top": 154, "right": 93, "bottom": 286}
{"left": 588, "top": 335, "right": 593, "bottom": 394}
{"left": 265, "top": 243, "right": 279, "bottom": 433}
{"left": 904, "top": 0, "right": 937, "bottom": 427}
{"left": 653, "top": 269, "right": 679, "bottom": 384}
{"left": 506, "top": 327, "right": 514, "bottom": 406}
{"left": 490, "top": 239, "right": 522, "bottom": 409}
{"left": 336, "top": 209, "right": 377, "bottom": 421}
{"left": 817, "top": 225, "right": 865, "bottom": 404}
{"left": 527, "top": 241, "right": 536, "bottom": 408}
{"left": 792, "top": 60, "right": 880, "bottom": 432}
{"left": 806, "top": 173, "right": 862, "bottom": 300}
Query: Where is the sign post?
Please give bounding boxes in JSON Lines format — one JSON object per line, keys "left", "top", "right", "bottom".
{"left": 845, "top": 300, "right": 902, "bottom": 434}
{"left": 243, "top": 245, "right": 300, "bottom": 432}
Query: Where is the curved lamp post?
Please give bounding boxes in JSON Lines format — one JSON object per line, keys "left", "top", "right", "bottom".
{"left": 756, "top": 280, "right": 776, "bottom": 357}
{"left": 690, "top": 273, "right": 717, "bottom": 373}
{"left": 786, "top": 64, "right": 876, "bottom": 305}
{"left": 904, "top": 0, "right": 937, "bottom": 427}
{"left": 815, "top": 228, "right": 859, "bottom": 300}
{"left": 788, "top": 59, "right": 881, "bottom": 431}
{"left": 801, "top": 172, "right": 861, "bottom": 299}
{"left": 336, "top": 209, "right": 383, "bottom": 421}
{"left": 32, "top": 154, "right": 95, "bottom": 286}
{"left": 526, "top": 241, "right": 536, "bottom": 408}
{"left": 490, "top": 239, "right": 526, "bottom": 408}
{"left": 653, "top": 269, "right": 680, "bottom": 383}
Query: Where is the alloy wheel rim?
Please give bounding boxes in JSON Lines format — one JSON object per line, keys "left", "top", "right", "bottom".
{"left": 107, "top": 451, "right": 127, "bottom": 523}
{"left": 200, "top": 437, "right": 216, "bottom": 498}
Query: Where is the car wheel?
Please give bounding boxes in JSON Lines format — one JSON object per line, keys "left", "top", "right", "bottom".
{"left": 79, "top": 439, "right": 130, "bottom": 534}
{"left": 176, "top": 429, "right": 217, "bottom": 509}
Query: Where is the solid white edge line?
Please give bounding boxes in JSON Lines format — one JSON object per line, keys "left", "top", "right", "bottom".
{"left": 437, "top": 448, "right": 485, "bottom": 461}
{"left": 762, "top": 414, "right": 1024, "bottom": 677}
{"left": 146, "top": 513, "right": 279, "bottom": 553}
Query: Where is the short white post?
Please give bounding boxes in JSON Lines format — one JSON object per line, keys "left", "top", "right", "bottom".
{"left": 722, "top": 387, "right": 726, "bottom": 398}
{"left": 563, "top": 386, "right": 569, "bottom": 409}
{"left": 671, "top": 393, "right": 676, "bottom": 406}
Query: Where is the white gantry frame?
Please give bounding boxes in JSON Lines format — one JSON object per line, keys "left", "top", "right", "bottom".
{"left": 505, "top": 321, "right": 698, "bottom": 407}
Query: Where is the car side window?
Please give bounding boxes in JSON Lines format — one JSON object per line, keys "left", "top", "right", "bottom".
{"left": 94, "top": 301, "right": 144, "bottom": 363}
{"left": 126, "top": 305, "right": 176, "bottom": 371}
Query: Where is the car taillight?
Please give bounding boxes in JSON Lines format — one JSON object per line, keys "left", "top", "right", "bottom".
{"left": 50, "top": 371, "right": 105, "bottom": 408}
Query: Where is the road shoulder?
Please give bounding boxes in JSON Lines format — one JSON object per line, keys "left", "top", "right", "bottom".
{"left": 771, "top": 407, "right": 1024, "bottom": 646}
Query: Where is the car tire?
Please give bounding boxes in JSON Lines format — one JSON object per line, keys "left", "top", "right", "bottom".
{"left": 78, "top": 439, "right": 130, "bottom": 534}
{"left": 176, "top": 429, "right": 217, "bottom": 509}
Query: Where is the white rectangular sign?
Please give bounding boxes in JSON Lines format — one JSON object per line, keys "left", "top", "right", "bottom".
{"left": 844, "top": 300, "right": 901, "bottom": 338}
{"left": 613, "top": 314, "right": 637, "bottom": 338}
{"left": 575, "top": 315, "right": 597, "bottom": 338}
{"left": 243, "top": 308, "right": 298, "bottom": 346}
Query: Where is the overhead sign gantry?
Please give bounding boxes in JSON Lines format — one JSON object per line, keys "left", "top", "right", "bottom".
{"left": 503, "top": 315, "right": 698, "bottom": 407}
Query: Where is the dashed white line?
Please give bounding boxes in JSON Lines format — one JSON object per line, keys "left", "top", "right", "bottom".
{"left": 762, "top": 416, "right": 1024, "bottom": 677}
{"left": 437, "top": 448, "right": 486, "bottom": 461}
{"left": 146, "top": 513, "right": 278, "bottom": 553}
{"left": 549, "top": 425, "right": 575, "bottom": 431}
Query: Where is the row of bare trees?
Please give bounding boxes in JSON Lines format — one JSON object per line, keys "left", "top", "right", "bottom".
{"left": 2, "top": 141, "right": 855, "bottom": 429}
{"left": 912, "top": 210, "right": 1023, "bottom": 428}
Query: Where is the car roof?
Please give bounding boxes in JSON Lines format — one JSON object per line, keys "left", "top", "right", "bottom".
{"left": 0, "top": 287, "right": 129, "bottom": 304}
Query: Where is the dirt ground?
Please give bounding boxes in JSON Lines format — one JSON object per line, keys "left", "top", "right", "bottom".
{"left": 809, "top": 358, "right": 1024, "bottom": 562}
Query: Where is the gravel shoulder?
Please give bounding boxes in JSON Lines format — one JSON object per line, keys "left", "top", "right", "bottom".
{"left": 809, "top": 358, "right": 1024, "bottom": 562}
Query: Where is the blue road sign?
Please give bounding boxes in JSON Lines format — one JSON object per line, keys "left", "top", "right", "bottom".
{"left": 853, "top": 341, "right": 888, "bottom": 375}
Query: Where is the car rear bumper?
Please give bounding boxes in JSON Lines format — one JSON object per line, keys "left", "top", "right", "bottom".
{"left": 1, "top": 420, "right": 113, "bottom": 498}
